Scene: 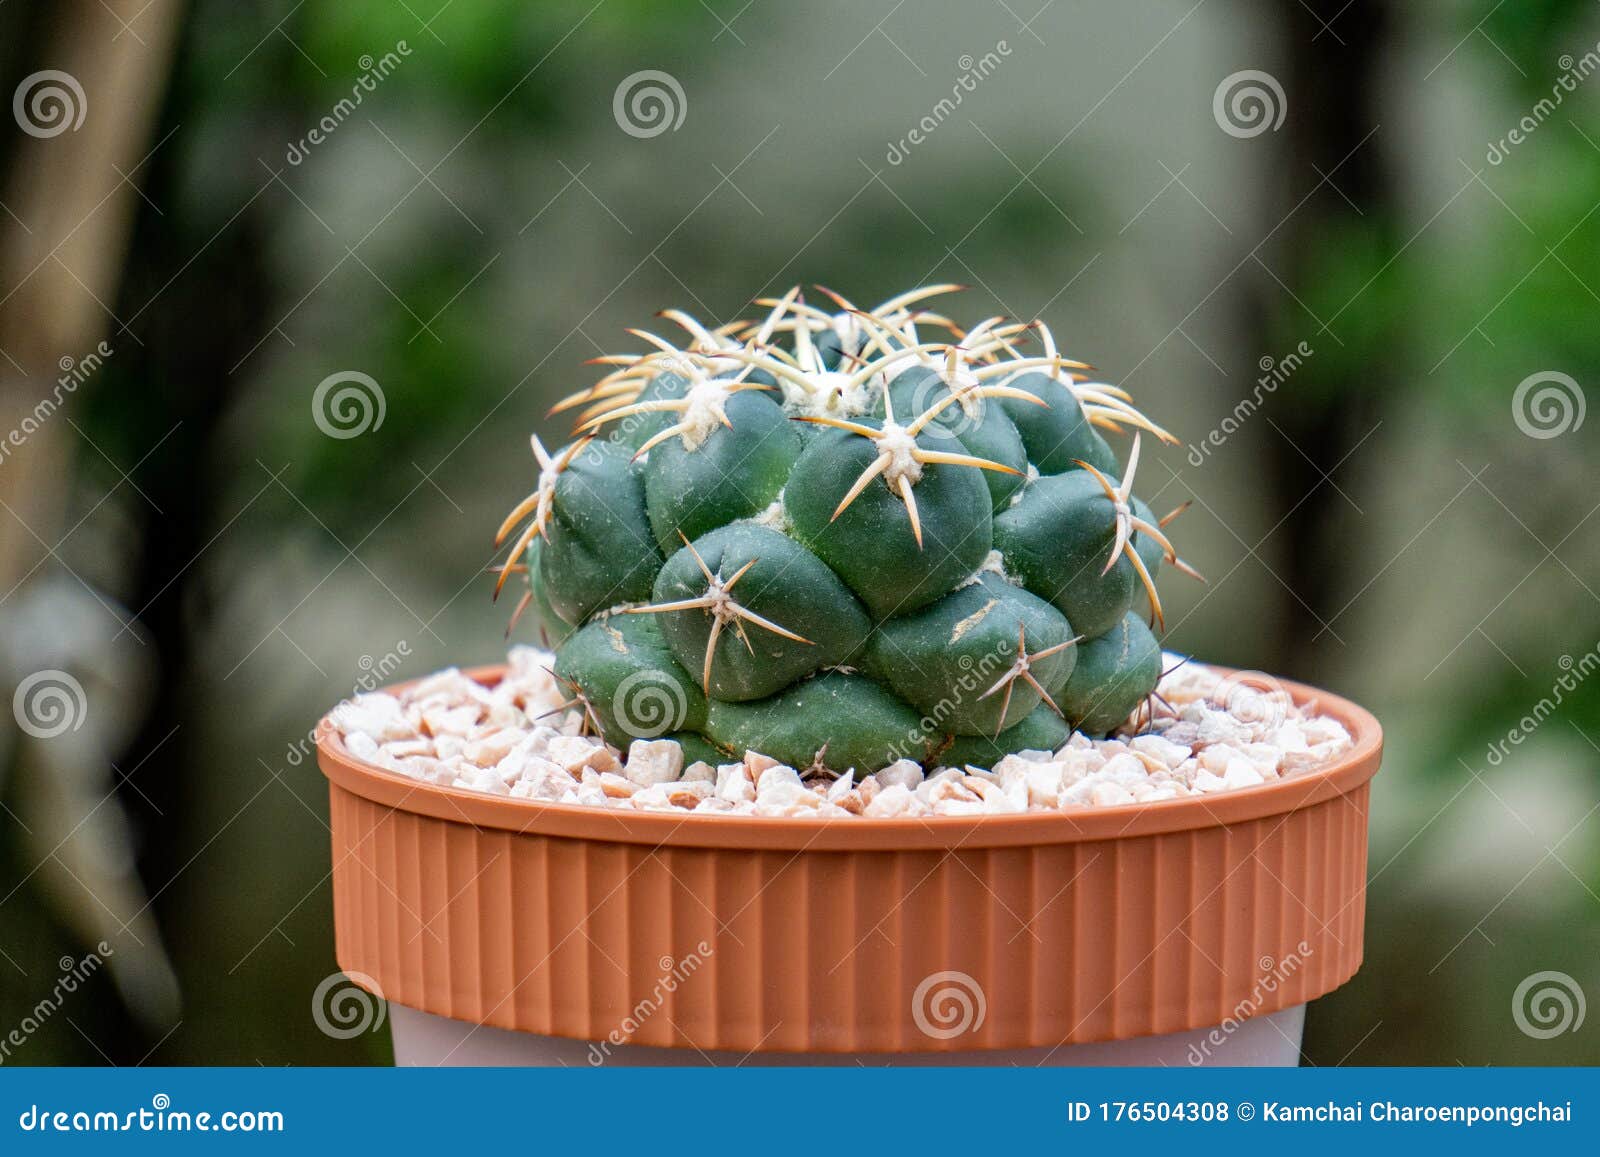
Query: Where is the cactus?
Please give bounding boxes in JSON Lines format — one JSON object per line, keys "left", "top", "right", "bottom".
{"left": 497, "top": 286, "right": 1200, "bottom": 773}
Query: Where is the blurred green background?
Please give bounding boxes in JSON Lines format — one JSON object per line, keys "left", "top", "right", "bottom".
{"left": 0, "top": 0, "right": 1596, "bottom": 1065}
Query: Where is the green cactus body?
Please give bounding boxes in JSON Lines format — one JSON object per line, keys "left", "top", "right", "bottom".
{"left": 553, "top": 613, "right": 708, "bottom": 741}
{"left": 704, "top": 670, "right": 937, "bottom": 772}
{"left": 865, "top": 572, "right": 1076, "bottom": 736}
{"left": 999, "top": 371, "right": 1117, "bottom": 475}
{"left": 646, "top": 522, "right": 871, "bottom": 701}
{"left": 876, "top": 367, "right": 1029, "bottom": 510}
{"left": 503, "top": 288, "right": 1192, "bottom": 775}
{"left": 992, "top": 467, "right": 1136, "bottom": 638}
{"left": 539, "top": 439, "right": 662, "bottom": 625}
{"left": 939, "top": 704, "right": 1073, "bottom": 768}
{"left": 1060, "top": 612, "right": 1163, "bottom": 735}
{"left": 785, "top": 422, "right": 994, "bottom": 619}
{"left": 522, "top": 537, "right": 575, "bottom": 649}
{"left": 668, "top": 730, "right": 732, "bottom": 766}
{"left": 614, "top": 368, "right": 691, "bottom": 451}
{"left": 642, "top": 389, "right": 800, "bottom": 553}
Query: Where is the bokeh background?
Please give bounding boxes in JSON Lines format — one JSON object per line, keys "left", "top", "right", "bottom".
{"left": 1, "top": 0, "right": 1596, "bottom": 1065}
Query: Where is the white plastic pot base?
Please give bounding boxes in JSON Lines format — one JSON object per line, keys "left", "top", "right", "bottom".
{"left": 389, "top": 1002, "right": 1306, "bottom": 1067}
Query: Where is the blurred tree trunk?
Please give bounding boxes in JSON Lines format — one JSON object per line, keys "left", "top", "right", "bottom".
{"left": 1262, "top": 0, "right": 1394, "bottom": 674}
{"left": 0, "top": 0, "right": 187, "bottom": 1051}
{"left": 107, "top": 1, "right": 282, "bottom": 1029}
{"left": 0, "top": 0, "right": 183, "bottom": 579}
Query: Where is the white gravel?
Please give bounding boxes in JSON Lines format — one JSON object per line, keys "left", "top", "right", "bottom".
{"left": 328, "top": 647, "right": 1355, "bottom": 817}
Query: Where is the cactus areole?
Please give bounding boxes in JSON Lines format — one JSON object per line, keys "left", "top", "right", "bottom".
{"left": 495, "top": 285, "right": 1202, "bottom": 774}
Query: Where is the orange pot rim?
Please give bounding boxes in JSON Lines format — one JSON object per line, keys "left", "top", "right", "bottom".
{"left": 316, "top": 664, "right": 1382, "bottom": 852}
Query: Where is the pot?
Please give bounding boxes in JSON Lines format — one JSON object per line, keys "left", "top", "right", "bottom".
{"left": 316, "top": 667, "right": 1380, "bottom": 1066}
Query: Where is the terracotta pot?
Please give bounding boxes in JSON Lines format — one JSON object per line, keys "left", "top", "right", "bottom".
{"left": 316, "top": 667, "right": 1381, "bottom": 1066}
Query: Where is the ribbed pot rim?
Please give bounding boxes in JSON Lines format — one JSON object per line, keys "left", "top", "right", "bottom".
{"left": 315, "top": 664, "right": 1382, "bottom": 851}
